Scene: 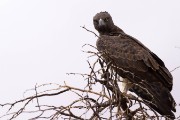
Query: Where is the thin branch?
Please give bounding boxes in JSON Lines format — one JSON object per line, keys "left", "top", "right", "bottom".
{"left": 80, "top": 26, "right": 99, "bottom": 38}
{"left": 170, "top": 66, "right": 180, "bottom": 72}
{"left": 0, "top": 44, "right": 174, "bottom": 120}
{"left": 0, "top": 89, "right": 70, "bottom": 108}
{"left": 35, "top": 84, "right": 40, "bottom": 110}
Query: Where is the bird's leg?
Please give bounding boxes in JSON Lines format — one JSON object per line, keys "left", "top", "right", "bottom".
{"left": 120, "top": 78, "right": 132, "bottom": 93}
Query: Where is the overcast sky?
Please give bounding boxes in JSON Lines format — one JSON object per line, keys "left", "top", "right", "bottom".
{"left": 0, "top": 0, "right": 180, "bottom": 119}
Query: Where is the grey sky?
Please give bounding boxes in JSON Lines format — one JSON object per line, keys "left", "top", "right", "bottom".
{"left": 0, "top": 0, "right": 180, "bottom": 118}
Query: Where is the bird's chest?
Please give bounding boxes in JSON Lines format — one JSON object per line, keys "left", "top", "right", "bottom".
{"left": 96, "top": 35, "right": 134, "bottom": 55}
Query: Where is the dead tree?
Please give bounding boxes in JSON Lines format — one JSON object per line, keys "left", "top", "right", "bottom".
{"left": 0, "top": 28, "right": 179, "bottom": 120}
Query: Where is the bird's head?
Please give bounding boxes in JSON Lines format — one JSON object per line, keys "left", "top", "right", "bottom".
{"left": 93, "top": 11, "right": 115, "bottom": 35}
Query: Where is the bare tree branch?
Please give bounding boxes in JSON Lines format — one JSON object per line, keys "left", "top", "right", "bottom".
{"left": 80, "top": 26, "right": 99, "bottom": 38}
{"left": 171, "top": 66, "right": 180, "bottom": 72}
{"left": 0, "top": 26, "right": 178, "bottom": 120}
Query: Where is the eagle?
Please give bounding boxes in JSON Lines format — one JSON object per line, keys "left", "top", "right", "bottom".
{"left": 93, "top": 11, "right": 176, "bottom": 119}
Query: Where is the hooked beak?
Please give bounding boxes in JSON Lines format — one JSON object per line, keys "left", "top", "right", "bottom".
{"left": 99, "top": 19, "right": 106, "bottom": 26}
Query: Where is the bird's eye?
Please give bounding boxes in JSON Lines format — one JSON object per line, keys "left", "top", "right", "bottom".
{"left": 104, "top": 18, "right": 109, "bottom": 22}
{"left": 93, "top": 20, "right": 98, "bottom": 24}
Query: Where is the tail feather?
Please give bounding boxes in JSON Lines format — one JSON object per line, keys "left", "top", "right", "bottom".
{"left": 129, "top": 81, "right": 176, "bottom": 119}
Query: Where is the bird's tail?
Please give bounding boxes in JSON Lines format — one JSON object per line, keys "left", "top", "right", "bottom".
{"left": 129, "top": 81, "right": 176, "bottom": 119}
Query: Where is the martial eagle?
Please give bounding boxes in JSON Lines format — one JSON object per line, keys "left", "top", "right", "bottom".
{"left": 93, "top": 11, "right": 176, "bottom": 119}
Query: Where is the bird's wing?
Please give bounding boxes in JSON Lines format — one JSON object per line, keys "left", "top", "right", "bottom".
{"left": 125, "top": 34, "right": 173, "bottom": 88}
{"left": 97, "top": 34, "right": 172, "bottom": 90}
{"left": 96, "top": 34, "right": 176, "bottom": 118}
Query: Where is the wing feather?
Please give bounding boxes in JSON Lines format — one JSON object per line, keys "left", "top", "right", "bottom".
{"left": 97, "top": 34, "right": 176, "bottom": 118}
{"left": 97, "top": 34, "right": 172, "bottom": 90}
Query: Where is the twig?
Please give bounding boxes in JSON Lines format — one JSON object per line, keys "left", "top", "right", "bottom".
{"left": 0, "top": 44, "right": 170, "bottom": 120}
{"left": 170, "top": 66, "right": 180, "bottom": 72}
{"left": 80, "top": 26, "right": 99, "bottom": 38}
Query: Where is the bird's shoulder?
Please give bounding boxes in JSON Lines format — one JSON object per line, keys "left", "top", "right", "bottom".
{"left": 97, "top": 33, "right": 150, "bottom": 58}
{"left": 96, "top": 33, "right": 160, "bottom": 71}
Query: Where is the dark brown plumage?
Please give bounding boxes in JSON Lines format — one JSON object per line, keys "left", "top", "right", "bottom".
{"left": 93, "top": 11, "right": 176, "bottom": 119}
